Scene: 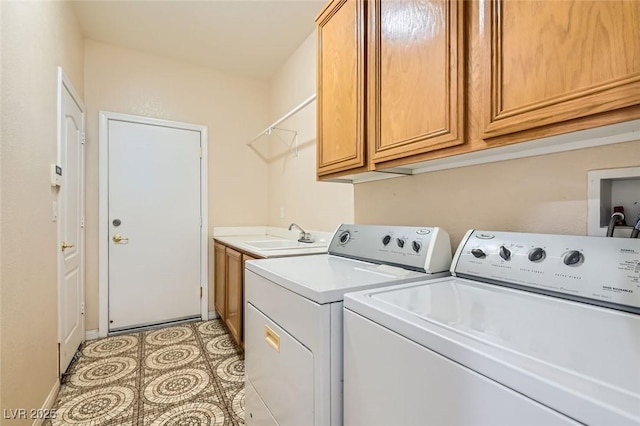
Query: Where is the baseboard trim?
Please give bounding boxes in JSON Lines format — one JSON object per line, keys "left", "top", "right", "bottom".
{"left": 32, "top": 378, "right": 60, "bottom": 426}
{"left": 85, "top": 329, "right": 99, "bottom": 340}
{"left": 208, "top": 311, "right": 219, "bottom": 320}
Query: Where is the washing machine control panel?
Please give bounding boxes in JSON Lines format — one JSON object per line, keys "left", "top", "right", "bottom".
{"left": 453, "top": 230, "right": 640, "bottom": 311}
{"left": 328, "top": 224, "right": 452, "bottom": 273}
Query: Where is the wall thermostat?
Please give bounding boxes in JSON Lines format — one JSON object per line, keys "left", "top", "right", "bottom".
{"left": 51, "top": 164, "right": 62, "bottom": 187}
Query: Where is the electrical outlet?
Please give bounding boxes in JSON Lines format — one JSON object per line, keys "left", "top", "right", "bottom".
{"left": 280, "top": 207, "right": 285, "bottom": 218}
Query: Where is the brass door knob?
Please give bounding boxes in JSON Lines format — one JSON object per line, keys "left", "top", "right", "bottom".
{"left": 61, "top": 242, "right": 75, "bottom": 251}
{"left": 112, "top": 235, "right": 129, "bottom": 243}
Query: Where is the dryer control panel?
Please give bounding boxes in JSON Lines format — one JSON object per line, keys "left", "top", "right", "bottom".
{"left": 453, "top": 230, "right": 640, "bottom": 312}
{"left": 328, "top": 224, "right": 452, "bottom": 274}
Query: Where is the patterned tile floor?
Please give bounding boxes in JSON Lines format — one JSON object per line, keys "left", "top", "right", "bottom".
{"left": 46, "top": 320, "right": 245, "bottom": 425}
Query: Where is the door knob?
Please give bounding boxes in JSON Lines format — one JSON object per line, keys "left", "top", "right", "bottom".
{"left": 60, "top": 242, "right": 75, "bottom": 251}
{"left": 112, "top": 235, "right": 129, "bottom": 243}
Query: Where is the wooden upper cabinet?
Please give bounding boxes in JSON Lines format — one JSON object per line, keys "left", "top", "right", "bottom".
{"left": 316, "top": 0, "right": 367, "bottom": 176}
{"left": 316, "top": 0, "right": 640, "bottom": 177}
{"left": 369, "top": 0, "right": 465, "bottom": 165}
{"left": 481, "top": 0, "right": 640, "bottom": 141}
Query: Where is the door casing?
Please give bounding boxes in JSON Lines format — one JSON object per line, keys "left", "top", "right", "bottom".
{"left": 57, "top": 67, "right": 86, "bottom": 375}
{"left": 98, "top": 111, "right": 209, "bottom": 337}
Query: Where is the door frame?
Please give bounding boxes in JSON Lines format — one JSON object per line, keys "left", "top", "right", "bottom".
{"left": 57, "top": 67, "right": 86, "bottom": 375}
{"left": 98, "top": 111, "right": 209, "bottom": 337}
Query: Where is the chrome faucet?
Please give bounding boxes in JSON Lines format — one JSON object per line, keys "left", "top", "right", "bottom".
{"left": 289, "top": 223, "right": 314, "bottom": 243}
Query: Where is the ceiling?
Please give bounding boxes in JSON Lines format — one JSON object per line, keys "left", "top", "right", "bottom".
{"left": 73, "top": 0, "right": 326, "bottom": 80}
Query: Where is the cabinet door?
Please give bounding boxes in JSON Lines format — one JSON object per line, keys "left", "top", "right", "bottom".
{"left": 369, "top": 0, "right": 465, "bottom": 165}
{"left": 213, "top": 242, "right": 227, "bottom": 320}
{"left": 480, "top": 0, "right": 640, "bottom": 141}
{"left": 225, "top": 248, "right": 243, "bottom": 345}
{"left": 316, "top": 0, "right": 367, "bottom": 177}
{"left": 240, "top": 254, "right": 257, "bottom": 347}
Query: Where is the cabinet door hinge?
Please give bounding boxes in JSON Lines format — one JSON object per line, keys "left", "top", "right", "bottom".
{"left": 81, "top": 216, "right": 85, "bottom": 228}
{"left": 200, "top": 287, "right": 203, "bottom": 298}
{"left": 199, "top": 147, "right": 203, "bottom": 158}
{"left": 81, "top": 132, "right": 86, "bottom": 144}
{"left": 80, "top": 302, "right": 85, "bottom": 314}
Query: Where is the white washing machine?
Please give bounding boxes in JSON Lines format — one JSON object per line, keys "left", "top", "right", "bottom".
{"left": 243, "top": 224, "right": 453, "bottom": 425}
{"left": 344, "top": 230, "right": 640, "bottom": 426}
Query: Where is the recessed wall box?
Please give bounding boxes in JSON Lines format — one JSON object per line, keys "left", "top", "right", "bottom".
{"left": 51, "top": 164, "right": 62, "bottom": 187}
{"left": 588, "top": 167, "right": 640, "bottom": 237}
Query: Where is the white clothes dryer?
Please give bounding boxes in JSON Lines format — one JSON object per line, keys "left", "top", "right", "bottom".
{"left": 244, "top": 224, "right": 453, "bottom": 426}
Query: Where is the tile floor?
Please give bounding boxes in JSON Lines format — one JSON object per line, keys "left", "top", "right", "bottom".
{"left": 46, "top": 319, "right": 245, "bottom": 425}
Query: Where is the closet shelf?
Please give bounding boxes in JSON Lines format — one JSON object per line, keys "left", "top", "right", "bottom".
{"left": 246, "top": 94, "right": 316, "bottom": 160}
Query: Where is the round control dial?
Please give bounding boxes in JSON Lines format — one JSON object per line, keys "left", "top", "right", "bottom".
{"left": 412, "top": 241, "right": 422, "bottom": 253}
{"left": 471, "top": 248, "right": 486, "bottom": 258}
{"left": 499, "top": 246, "right": 511, "bottom": 261}
{"left": 563, "top": 250, "right": 583, "bottom": 266}
{"left": 396, "top": 238, "right": 405, "bottom": 249}
{"left": 338, "top": 231, "right": 351, "bottom": 244}
{"left": 528, "top": 247, "right": 546, "bottom": 262}
{"left": 382, "top": 235, "right": 391, "bottom": 246}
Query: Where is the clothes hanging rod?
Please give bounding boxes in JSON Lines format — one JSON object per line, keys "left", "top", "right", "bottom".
{"left": 246, "top": 93, "right": 316, "bottom": 145}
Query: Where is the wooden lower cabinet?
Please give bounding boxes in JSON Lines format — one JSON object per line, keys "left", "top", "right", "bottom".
{"left": 225, "top": 248, "right": 243, "bottom": 345}
{"left": 239, "top": 254, "right": 256, "bottom": 347}
{"left": 213, "top": 241, "right": 260, "bottom": 348}
{"left": 213, "top": 242, "right": 227, "bottom": 319}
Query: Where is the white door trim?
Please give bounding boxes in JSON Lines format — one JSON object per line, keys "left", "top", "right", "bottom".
{"left": 98, "top": 111, "right": 209, "bottom": 337}
{"left": 57, "top": 67, "right": 86, "bottom": 375}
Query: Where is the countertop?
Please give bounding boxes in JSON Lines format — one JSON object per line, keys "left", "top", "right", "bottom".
{"left": 213, "top": 226, "right": 332, "bottom": 259}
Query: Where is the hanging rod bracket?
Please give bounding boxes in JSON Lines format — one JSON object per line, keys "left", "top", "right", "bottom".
{"left": 270, "top": 127, "right": 298, "bottom": 157}
{"left": 246, "top": 93, "right": 316, "bottom": 151}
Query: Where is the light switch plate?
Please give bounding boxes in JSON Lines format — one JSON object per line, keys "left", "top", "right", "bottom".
{"left": 50, "top": 164, "right": 62, "bottom": 186}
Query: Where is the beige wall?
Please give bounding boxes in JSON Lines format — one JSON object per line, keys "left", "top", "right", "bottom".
{"left": 84, "top": 40, "right": 270, "bottom": 329}
{"left": 267, "top": 32, "right": 354, "bottom": 232}
{"left": 355, "top": 140, "right": 640, "bottom": 248}
{"left": 0, "top": 1, "right": 84, "bottom": 419}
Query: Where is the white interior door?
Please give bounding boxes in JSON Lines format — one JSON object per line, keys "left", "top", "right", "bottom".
{"left": 108, "top": 119, "right": 202, "bottom": 331}
{"left": 58, "top": 70, "right": 85, "bottom": 375}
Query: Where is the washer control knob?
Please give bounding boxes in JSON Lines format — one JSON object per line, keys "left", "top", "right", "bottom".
{"left": 528, "top": 247, "right": 546, "bottom": 262}
{"left": 382, "top": 235, "right": 391, "bottom": 246}
{"left": 396, "top": 238, "right": 405, "bottom": 249}
{"left": 412, "top": 241, "right": 422, "bottom": 253}
{"left": 339, "top": 231, "right": 351, "bottom": 244}
{"left": 471, "top": 248, "right": 486, "bottom": 258}
{"left": 499, "top": 246, "right": 511, "bottom": 261}
{"left": 563, "top": 250, "right": 583, "bottom": 266}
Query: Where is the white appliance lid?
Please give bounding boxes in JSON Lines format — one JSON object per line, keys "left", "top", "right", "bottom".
{"left": 245, "top": 254, "right": 437, "bottom": 304}
{"left": 344, "top": 278, "right": 640, "bottom": 426}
